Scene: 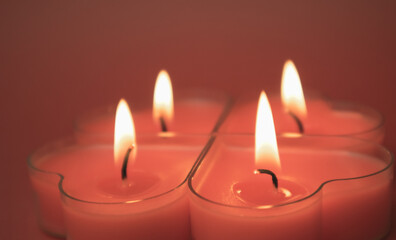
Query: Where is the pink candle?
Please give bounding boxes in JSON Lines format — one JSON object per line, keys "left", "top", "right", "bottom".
{"left": 220, "top": 93, "right": 384, "bottom": 142}
{"left": 74, "top": 71, "right": 230, "bottom": 144}
{"left": 189, "top": 135, "right": 393, "bottom": 240}
{"left": 29, "top": 135, "right": 208, "bottom": 239}
{"left": 75, "top": 98, "right": 228, "bottom": 144}
{"left": 220, "top": 60, "right": 384, "bottom": 142}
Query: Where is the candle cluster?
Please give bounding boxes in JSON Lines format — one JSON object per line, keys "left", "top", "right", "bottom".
{"left": 28, "top": 61, "right": 393, "bottom": 240}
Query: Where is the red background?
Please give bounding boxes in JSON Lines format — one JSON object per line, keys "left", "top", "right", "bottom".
{"left": 1, "top": 0, "right": 395, "bottom": 239}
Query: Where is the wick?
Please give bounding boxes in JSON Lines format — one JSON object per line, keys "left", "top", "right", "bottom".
{"left": 255, "top": 169, "right": 278, "bottom": 189}
{"left": 121, "top": 145, "right": 134, "bottom": 180}
{"left": 288, "top": 112, "right": 304, "bottom": 133}
{"left": 159, "top": 117, "right": 168, "bottom": 132}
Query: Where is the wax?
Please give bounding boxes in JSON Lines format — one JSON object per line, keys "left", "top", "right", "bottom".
{"left": 74, "top": 92, "right": 230, "bottom": 144}
{"left": 28, "top": 134, "right": 209, "bottom": 239}
{"left": 220, "top": 93, "right": 384, "bottom": 142}
{"left": 189, "top": 135, "right": 393, "bottom": 240}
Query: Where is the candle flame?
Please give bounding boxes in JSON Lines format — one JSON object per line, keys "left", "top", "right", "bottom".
{"left": 153, "top": 70, "right": 174, "bottom": 124}
{"left": 281, "top": 60, "right": 307, "bottom": 119}
{"left": 255, "top": 91, "right": 281, "bottom": 172}
{"left": 114, "top": 99, "right": 136, "bottom": 169}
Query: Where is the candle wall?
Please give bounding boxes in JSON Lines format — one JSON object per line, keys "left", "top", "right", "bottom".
{"left": 190, "top": 192, "right": 321, "bottom": 240}
{"left": 62, "top": 184, "right": 190, "bottom": 240}
{"left": 189, "top": 134, "right": 393, "bottom": 240}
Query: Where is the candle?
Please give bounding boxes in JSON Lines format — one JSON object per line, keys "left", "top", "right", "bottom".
{"left": 219, "top": 60, "right": 384, "bottom": 142}
{"left": 60, "top": 142, "right": 201, "bottom": 240}
{"left": 189, "top": 92, "right": 393, "bottom": 240}
{"left": 74, "top": 70, "right": 231, "bottom": 144}
{"left": 28, "top": 99, "right": 210, "bottom": 239}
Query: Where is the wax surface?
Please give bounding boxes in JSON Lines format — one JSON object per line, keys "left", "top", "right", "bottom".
{"left": 233, "top": 178, "right": 309, "bottom": 206}
{"left": 220, "top": 94, "right": 384, "bottom": 142}
{"left": 190, "top": 144, "right": 392, "bottom": 240}
{"left": 37, "top": 145, "right": 199, "bottom": 202}
{"left": 75, "top": 99, "right": 226, "bottom": 144}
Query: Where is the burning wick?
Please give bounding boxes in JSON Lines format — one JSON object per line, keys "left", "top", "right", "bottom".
{"left": 288, "top": 112, "right": 304, "bottom": 134}
{"left": 255, "top": 169, "right": 278, "bottom": 189}
{"left": 159, "top": 116, "right": 168, "bottom": 132}
{"left": 121, "top": 145, "right": 134, "bottom": 180}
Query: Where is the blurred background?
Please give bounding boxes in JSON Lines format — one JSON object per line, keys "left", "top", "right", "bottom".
{"left": 1, "top": 0, "right": 395, "bottom": 239}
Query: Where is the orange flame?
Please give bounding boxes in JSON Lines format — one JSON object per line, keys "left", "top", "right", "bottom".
{"left": 153, "top": 70, "right": 174, "bottom": 124}
{"left": 255, "top": 91, "right": 281, "bottom": 172}
{"left": 281, "top": 60, "right": 307, "bottom": 119}
{"left": 114, "top": 99, "right": 136, "bottom": 169}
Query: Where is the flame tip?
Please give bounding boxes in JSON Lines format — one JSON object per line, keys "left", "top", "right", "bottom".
{"left": 158, "top": 69, "right": 169, "bottom": 76}
{"left": 281, "top": 59, "right": 307, "bottom": 118}
{"left": 284, "top": 59, "right": 295, "bottom": 65}
{"left": 153, "top": 69, "right": 174, "bottom": 123}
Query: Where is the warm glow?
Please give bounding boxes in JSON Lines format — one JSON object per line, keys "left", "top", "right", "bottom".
{"left": 255, "top": 91, "right": 281, "bottom": 172}
{"left": 114, "top": 99, "right": 136, "bottom": 168}
{"left": 153, "top": 70, "right": 174, "bottom": 123}
{"left": 281, "top": 60, "right": 307, "bottom": 119}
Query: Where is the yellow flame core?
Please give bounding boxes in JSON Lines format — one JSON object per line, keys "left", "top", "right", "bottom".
{"left": 153, "top": 70, "right": 174, "bottom": 123}
{"left": 114, "top": 99, "right": 136, "bottom": 168}
{"left": 281, "top": 60, "right": 307, "bottom": 119}
{"left": 255, "top": 91, "right": 281, "bottom": 172}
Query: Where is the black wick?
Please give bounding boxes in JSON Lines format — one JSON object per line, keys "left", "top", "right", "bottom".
{"left": 121, "top": 145, "right": 134, "bottom": 180}
{"left": 159, "top": 116, "right": 168, "bottom": 132}
{"left": 288, "top": 112, "right": 304, "bottom": 134}
{"left": 256, "top": 169, "right": 278, "bottom": 189}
